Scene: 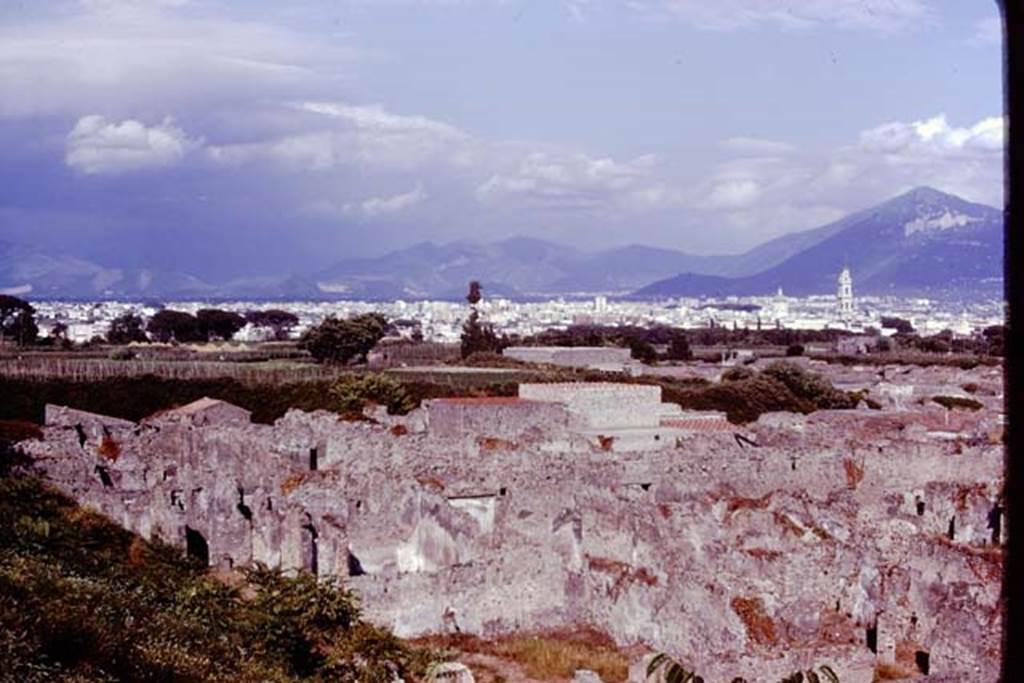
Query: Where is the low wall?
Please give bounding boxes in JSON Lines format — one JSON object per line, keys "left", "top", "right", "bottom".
{"left": 518, "top": 382, "right": 662, "bottom": 429}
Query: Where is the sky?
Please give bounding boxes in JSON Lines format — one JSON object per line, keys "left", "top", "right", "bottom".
{"left": 0, "top": 0, "right": 1005, "bottom": 279}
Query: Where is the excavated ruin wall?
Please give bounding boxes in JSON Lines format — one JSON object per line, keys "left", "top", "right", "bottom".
{"left": 19, "top": 388, "right": 1005, "bottom": 682}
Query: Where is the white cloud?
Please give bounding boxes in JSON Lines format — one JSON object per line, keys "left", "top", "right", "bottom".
{"left": 859, "top": 114, "right": 1004, "bottom": 155}
{"left": 0, "top": 4, "right": 358, "bottom": 118}
{"left": 476, "top": 151, "right": 673, "bottom": 210}
{"left": 630, "top": 0, "right": 929, "bottom": 32}
{"left": 65, "top": 115, "right": 199, "bottom": 174}
{"left": 208, "top": 102, "right": 475, "bottom": 172}
{"left": 345, "top": 184, "right": 428, "bottom": 217}
{"left": 693, "top": 113, "right": 1004, "bottom": 245}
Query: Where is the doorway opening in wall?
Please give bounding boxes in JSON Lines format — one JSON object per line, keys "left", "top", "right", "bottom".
{"left": 301, "top": 522, "right": 319, "bottom": 575}
{"left": 866, "top": 625, "right": 877, "bottom": 653}
{"left": 185, "top": 526, "right": 209, "bottom": 566}
{"left": 915, "top": 650, "right": 930, "bottom": 675}
{"left": 309, "top": 447, "right": 318, "bottom": 471}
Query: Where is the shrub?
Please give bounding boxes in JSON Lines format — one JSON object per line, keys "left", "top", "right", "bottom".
{"left": 721, "top": 366, "right": 755, "bottom": 382}
{"left": 629, "top": 339, "right": 657, "bottom": 365}
{"left": 785, "top": 343, "right": 804, "bottom": 357}
{"left": 109, "top": 347, "right": 136, "bottom": 361}
{"left": 329, "top": 374, "right": 415, "bottom": 415}
{"left": 0, "top": 464, "right": 428, "bottom": 681}
{"left": 761, "top": 361, "right": 856, "bottom": 409}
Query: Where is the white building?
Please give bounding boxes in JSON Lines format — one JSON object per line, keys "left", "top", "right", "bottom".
{"left": 837, "top": 267, "right": 854, "bottom": 321}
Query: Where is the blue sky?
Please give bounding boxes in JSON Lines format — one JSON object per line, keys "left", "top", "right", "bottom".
{"left": 0, "top": 0, "right": 1004, "bottom": 278}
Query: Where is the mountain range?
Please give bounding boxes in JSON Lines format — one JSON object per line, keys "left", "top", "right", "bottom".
{"left": 0, "top": 187, "right": 1003, "bottom": 301}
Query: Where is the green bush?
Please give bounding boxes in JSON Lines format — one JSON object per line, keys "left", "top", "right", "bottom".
{"left": 0, "top": 463, "right": 429, "bottom": 681}
{"left": 760, "top": 361, "right": 856, "bottom": 409}
{"left": 330, "top": 374, "right": 416, "bottom": 415}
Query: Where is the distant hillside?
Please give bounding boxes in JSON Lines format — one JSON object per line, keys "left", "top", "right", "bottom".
{"left": 634, "top": 187, "right": 1003, "bottom": 298}
{"left": 1, "top": 187, "right": 1002, "bottom": 300}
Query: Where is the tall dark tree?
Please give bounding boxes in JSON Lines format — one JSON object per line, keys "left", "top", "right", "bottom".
{"left": 197, "top": 309, "right": 246, "bottom": 341}
{"left": 665, "top": 331, "right": 692, "bottom": 361}
{"left": 107, "top": 313, "right": 148, "bottom": 344}
{"left": 48, "top": 321, "right": 72, "bottom": 349}
{"left": 246, "top": 309, "right": 300, "bottom": 341}
{"left": 147, "top": 310, "right": 203, "bottom": 343}
{"left": 0, "top": 295, "right": 37, "bottom": 346}
{"left": 460, "top": 281, "right": 502, "bottom": 358}
{"left": 300, "top": 313, "right": 388, "bottom": 364}
{"left": 466, "top": 280, "right": 482, "bottom": 306}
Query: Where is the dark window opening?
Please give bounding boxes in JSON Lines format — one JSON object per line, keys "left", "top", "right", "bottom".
{"left": 499, "top": 487, "right": 507, "bottom": 496}
{"left": 866, "top": 625, "right": 877, "bottom": 653}
{"left": 947, "top": 516, "right": 956, "bottom": 541}
{"left": 237, "top": 488, "right": 253, "bottom": 521}
{"left": 911, "top": 614, "right": 918, "bottom": 626}
{"left": 347, "top": 550, "right": 366, "bottom": 577}
{"left": 266, "top": 497, "right": 273, "bottom": 511}
{"left": 356, "top": 500, "right": 362, "bottom": 511}
{"left": 171, "top": 490, "right": 184, "bottom": 510}
{"left": 309, "top": 447, "right": 318, "bottom": 471}
{"left": 95, "top": 465, "right": 113, "bottom": 488}
{"left": 75, "top": 424, "right": 87, "bottom": 448}
{"left": 301, "top": 522, "right": 319, "bottom": 575}
{"left": 915, "top": 650, "right": 930, "bottom": 675}
{"left": 654, "top": 434, "right": 660, "bottom": 441}
{"left": 791, "top": 459, "right": 796, "bottom": 471}
{"left": 640, "top": 483, "right": 651, "bottom": 492}
{"left": 185, "top": 526, "right": 209, "bottom": 566}
{"left": 916, "top": 500, "right": 925, "bottom": 516}
{"left": 988, "top": 504, "right": 1003, "bottom": 544}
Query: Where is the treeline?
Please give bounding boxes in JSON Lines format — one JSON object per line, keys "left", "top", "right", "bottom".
{"left": 1, "top": 295, "right": 304, "bottom": 348}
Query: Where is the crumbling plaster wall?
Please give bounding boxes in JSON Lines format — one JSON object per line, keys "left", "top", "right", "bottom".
{"left": 21, "top": 368, "right": 1004, "bottom": 682}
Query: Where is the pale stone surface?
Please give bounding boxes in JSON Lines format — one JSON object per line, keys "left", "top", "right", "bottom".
{"left": 19, "top": 367, "right": 1005, "bottom": 681}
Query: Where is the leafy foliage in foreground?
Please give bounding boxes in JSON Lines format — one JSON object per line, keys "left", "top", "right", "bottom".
{"left": 0, "top": 450, "right": 428, "bottom": 682}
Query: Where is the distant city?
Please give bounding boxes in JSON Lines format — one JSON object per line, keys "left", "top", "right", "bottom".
{"left": 30, "top": 284, "right": 1005, "bottom": 347}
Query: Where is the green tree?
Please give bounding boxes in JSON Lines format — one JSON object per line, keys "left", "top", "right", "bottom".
{"left": 147, "top": 310, "right": 203, "bottom": 343}
{"left": 880, "top": 316, "right": 914, "bottom": 334}
{"left": 629, "top": 338, "right": 657, "bottom": 364}
{"left": 301, "top": 313, "right": 388, "bottom": 364}
{"left": 460, "top": 281, "right": 503, "bottom": 358}
{"left": 49, "top": 321, "right": 72, "bottom": 349}
{"left": 666, "top": 331, "right": 692, "bottom": 361}
{"left": 245, "top": 309, "right": 300, "bottom": 341}
{"left": 0, "top": 294, "right": 37, "bottom": 346}
{"left": 106, "top": 313, "right": 148, "bottom": 344}
{"left": 196, "top": 309, "right": 246, "bottom": 341}
{"left": 460, "top": 310, "right": 502, "bottom": 359}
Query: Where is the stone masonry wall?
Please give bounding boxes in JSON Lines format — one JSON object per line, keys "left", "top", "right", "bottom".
{"left": 18, "top": 369, "right": 1005, "bottom": 682}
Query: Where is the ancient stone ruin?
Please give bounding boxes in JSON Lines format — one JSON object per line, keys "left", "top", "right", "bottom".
{"left": 20, "top": 365, "right": 1004, "bottom": 681}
